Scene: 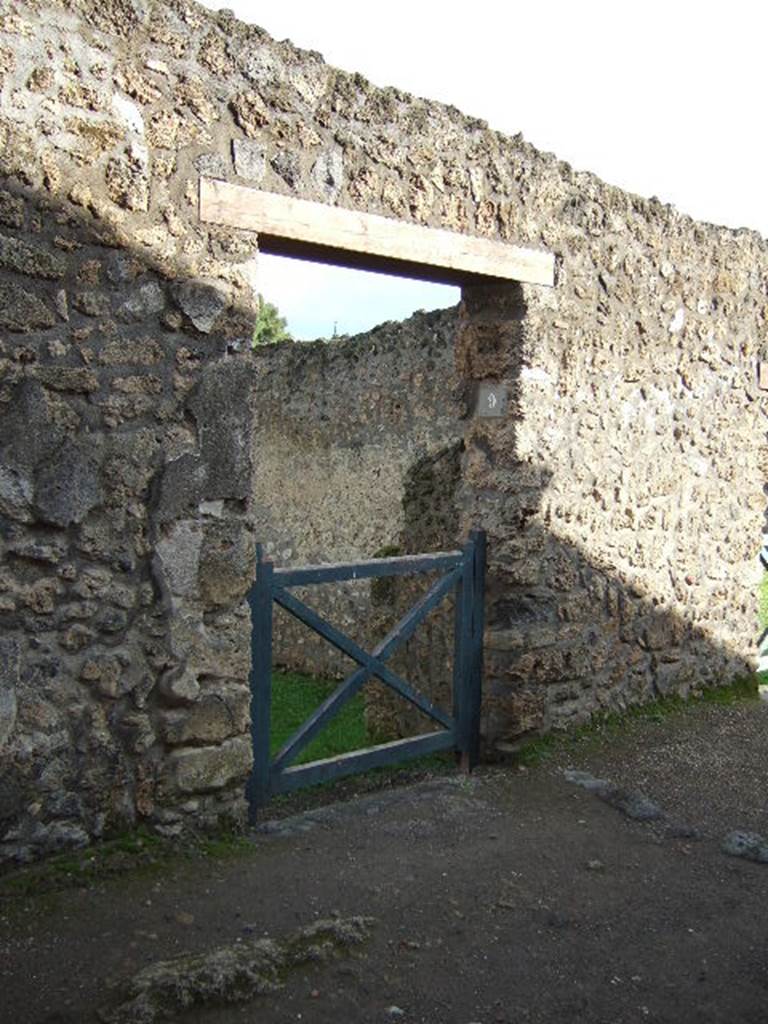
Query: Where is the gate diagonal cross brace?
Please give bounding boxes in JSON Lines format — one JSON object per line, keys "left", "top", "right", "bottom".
{"left": 271, "top": 567, "right": 460, "bottom": 770}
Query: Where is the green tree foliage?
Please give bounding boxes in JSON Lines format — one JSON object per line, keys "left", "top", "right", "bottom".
{"left": 252, "top": 294, "right": 293, "bottom": 346}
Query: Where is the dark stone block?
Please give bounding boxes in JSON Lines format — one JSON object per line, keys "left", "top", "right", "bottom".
{"left": 152, "top": 454, "right": 206, "bottom": 525}
{"left": 34, "top": 441, "right": 103, "bottom": 527}
{"left": 0, "top": 769, "right": 24, "bottom": 829}
{"left": 1, "top": 382, "right": 66, "bottom": 472}
{"left": 0, "top": 281, "right": 56, "bottom": 332}
{"left": 188, "top": 361, "right": 253, "bottom": 501}
{"left": 174, "top": 278, "right": 230, "bottom": 334}
{"left": 0, "top": 233, "right": 66, "bottom": 279}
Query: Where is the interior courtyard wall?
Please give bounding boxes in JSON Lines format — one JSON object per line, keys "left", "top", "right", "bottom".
{"left": 250, "top": 307, "right": 463, "bottom": 687}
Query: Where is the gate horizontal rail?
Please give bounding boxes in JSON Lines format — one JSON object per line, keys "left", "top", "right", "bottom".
{"left": 246, "top": 528, "right": 486, "bottom": 818}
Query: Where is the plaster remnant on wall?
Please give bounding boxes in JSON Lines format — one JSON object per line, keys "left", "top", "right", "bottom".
{"left": 112, "top": 93, "right": 145, "bottom": 136}
{"left": 668, "top": 307, "right": 685, "bottom": 333}
{"left": 520, "top": 366, "right": 553, "bottom": 385}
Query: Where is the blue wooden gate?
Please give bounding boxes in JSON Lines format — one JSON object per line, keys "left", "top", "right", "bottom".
{"left": 246, "top": 529, "right": 486, "bottom": 817}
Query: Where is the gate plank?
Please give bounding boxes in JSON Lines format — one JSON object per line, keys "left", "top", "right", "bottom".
{"left": 452, "top": 540, "right": 474, "bottom": 768}
{"left": 247, "top": 559, "right": 274, "bottom": 814}
{"left": 271, "top": 730, "right": 456, "bottom": 794}
{"left": 465, "top": 529, "right": 486, "bottom": 770}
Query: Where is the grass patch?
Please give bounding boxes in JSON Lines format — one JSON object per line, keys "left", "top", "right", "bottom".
{"left": 270, "top": 669, "right": 453, "bottom": 774}
{"left": 271, "top": 669, "right": 369, "bottom": 763}
{"left": 266, "top": 668, "right": 456, "bottom": 815}
{"left": 513, "top": 675, "right": 760, "bottom": 769}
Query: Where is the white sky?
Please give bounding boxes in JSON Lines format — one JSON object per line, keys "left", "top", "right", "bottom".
{"left": 202, "top": 0, "right": 768, "bottom": 338}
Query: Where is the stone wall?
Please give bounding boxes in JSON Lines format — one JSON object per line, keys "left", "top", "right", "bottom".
{"left": 0, "top": 0, "right": 764, "bottom": 861}
{"left": 459, "top": 243, "right": 765, "bottom": 742}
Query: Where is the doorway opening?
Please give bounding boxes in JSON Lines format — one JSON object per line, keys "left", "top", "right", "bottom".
{"left": 249, "top": 254, "right": 464, "bottom": 763}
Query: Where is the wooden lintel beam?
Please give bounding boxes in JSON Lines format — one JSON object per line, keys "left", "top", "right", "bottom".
{"left": 199, "top": 178, "right": 555, "bottom": 287}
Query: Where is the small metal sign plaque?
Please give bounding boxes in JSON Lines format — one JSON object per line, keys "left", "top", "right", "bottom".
{"left": 477, "top": 383, "right": 508, "bottom": 418}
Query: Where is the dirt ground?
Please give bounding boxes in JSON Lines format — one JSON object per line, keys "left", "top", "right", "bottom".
{"left": 2, "top": 696, "right": 768, "bottom": 1024}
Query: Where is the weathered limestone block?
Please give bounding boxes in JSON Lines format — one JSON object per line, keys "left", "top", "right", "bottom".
{"left": 117, "top": 281, "right": 166, "bottom": 321}
{"left": 79, "top": 655, "right": 128, "bottom": 699}
{"left": 145, "top": 107, "right": 182, "bottom": 148}
{"left": 29, "top": 367, "right": 99, "bottom": 393}
{"left": 113, "top": 58, "right": 156, "bottom": 107}
{"left": 178, "top": 76, "right": 220, "bottom": 125}
{"left": 167, "top": 736, "right": 252, "bottom": 794}
{"left": 106, "top": 149, "right": 149, "bottom": 211}
{"left": 198, "top": 28, "right": 235, "bottom": 77}
{"left": 635, "top": 615, "right": 685, "bottom": 651}
{"left": 154, "top": 520, "right": 203, "bottom": 599}
{"left": 198, "top": 520, "right": 254, "bottom": 607}
{"left": 484, "top": 688, "right": 547, "bottom": 742}
{"left": 77, "top": 513, "right": 140, "bottom": 572}
{"left": 72, "top": 291, "right": 112, "bottom": 317}
{"left": 111, "top": 374, "right": 164, "bottom": 395}
{"left": 5, "top": 530, "right": 68, "bottom": 565}
{"left": 165, "top": 608, "right": 250, "bottom": 685}
{"left": 60, "top": 624, "right": 96, "bottom": 652}
{"left": 0, "top": 189, "right": 24, "bottom": 227}
{"left": 157, "top": 666, "right": 201, "bottom": 707}
{"left": 0, "top": 465, "right": 33, "bottom": 522}
{"left": 95, "top": 337, "right": 164, "bottom": 365}
{"left": 654, "top": 658, "right": 699, "bottom": 697}
{"left": 105, "top": 252, "right": 142, "bottom": 285}
{"left": 159, "top": 689, "right": 249, "bottom": 746}
{"left": 113, "top": 708, "right": 156, "bottom": 756}
{"left": 232, "top": 139, "right": 266, "bottom": 182}
{"left": 23, "top": 579, "right": 62, "bottom": 615}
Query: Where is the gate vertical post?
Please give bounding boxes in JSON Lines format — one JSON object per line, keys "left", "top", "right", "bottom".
{"left": 453, "top": 534, "right": 475, "bottom": 771}
{"left": 247, "top": 556, "right": 274, "bottom": 821}
{"left": 465, "top": 527, "right": 486, "bottom": 770}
